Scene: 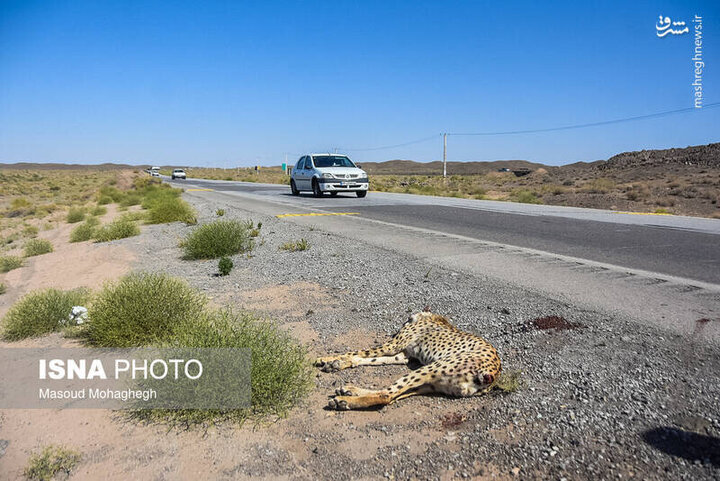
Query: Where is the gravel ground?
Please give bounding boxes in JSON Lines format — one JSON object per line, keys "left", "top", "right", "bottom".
{"left": 124, "top": 191, "right": 720, "bottom": 480}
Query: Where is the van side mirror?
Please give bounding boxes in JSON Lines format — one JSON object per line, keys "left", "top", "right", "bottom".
{"left": 356, "top": 164, "right": 361, "bottom": 168}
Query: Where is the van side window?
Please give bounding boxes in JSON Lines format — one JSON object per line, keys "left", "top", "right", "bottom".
{"left": 304, "top": 157, "right": 313, "bottom": 170}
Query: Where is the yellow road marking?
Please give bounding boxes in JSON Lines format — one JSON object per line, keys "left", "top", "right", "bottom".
{"left": 276, "top": 212, "right": 360, "bottom": 218}
{"left": 187, "top": 188, "right": 214, "bottom": 192}
{"left": 612, "top": 211, "right": 672, "bottom": 216}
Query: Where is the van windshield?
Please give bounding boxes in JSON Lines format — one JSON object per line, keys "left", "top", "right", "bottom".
{"left": 312, "top": 156, "right": 355, "bottom": 168}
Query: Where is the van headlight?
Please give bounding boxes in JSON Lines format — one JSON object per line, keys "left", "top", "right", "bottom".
{"left": 321, "top": 173, "right": 334, "bottom": 179}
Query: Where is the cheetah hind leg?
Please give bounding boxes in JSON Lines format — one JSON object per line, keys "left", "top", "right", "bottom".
{"left": 328, "top": 364, "right": 435, "bottom": 410}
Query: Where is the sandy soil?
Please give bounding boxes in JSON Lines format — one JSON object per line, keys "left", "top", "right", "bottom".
{"left": 0, "top": 205, "right": 136, "bottom": 319}
{"left": 0, "top": 323, "right": 448, "bottom": 481}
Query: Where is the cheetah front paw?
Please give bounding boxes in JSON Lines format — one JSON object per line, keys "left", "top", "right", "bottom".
{"left": 314, "top": 357, "right": 352, "bottom": 372}
{"left": 327, "top": 396, "right": 351, "bottom": 410}
{"left": 335, "top": 384, "right": 362, "bottom": 396}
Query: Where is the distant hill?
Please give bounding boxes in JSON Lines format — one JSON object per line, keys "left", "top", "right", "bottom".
{"left": 359, "top": 159, "right": 546, "bottom": 175}
{"left": 0, "top": 162, "right": 145, "bottom": 170}
{"left": 359, "top": 142, "right": 720, "bottom": 175}
{"left": 599, "top": 142, "right": 720, "bottom": 170}
{"left": 1, "top": 142, "right": 717, "bottom": 173}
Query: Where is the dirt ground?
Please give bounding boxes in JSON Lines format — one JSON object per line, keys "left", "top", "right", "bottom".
{"left": 0, "top": 205, "right": 136, "bottom": 319}
{"left": 0, "top": 216, "right": 448, "bottom": 480}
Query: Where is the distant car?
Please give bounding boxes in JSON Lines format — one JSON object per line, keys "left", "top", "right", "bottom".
{"left": 171, "top": 169, "right": 187, "bottom": 180}
{"left": 290, "top": 154, "right": 368, "bottom": 198}
{"left": 151, "top": 171, "right": 160, "bottom": 177}
{"left": 498, "top": 168, "right": 511, "bottom": 172}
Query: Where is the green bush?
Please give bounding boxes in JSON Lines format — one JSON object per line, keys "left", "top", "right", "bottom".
{"left": 181, "top": 220, "right": 254, "bottom": 259}
{"left": 136, "top": 309, "right": 314, "bottom": 425}
{"left": 0, "top": 283, "right": 6, "bottom": 295}
{"left": 1, "top": 288, "right": 90, "bottom": 340}
{"left": 0, "top": 255, "right": 23, "bottom": 273}
{"left": 145, "top": 191, "right": 197, "bottom": 224}
{"left": 280, "top": 239, "right": 309, "bottom": 252}
{"left": 511, "top": 190, "right": 543, "bottom": 205}
{"left": 90, "top": 205, "right": 107, "bottom": 216}
{"left": 118, "top": 211, "right": 147, "bottom": 222}
{"left": 69, "top": 217, "right": 100, "bottom": 243}
{"left": 93, "top": 218, "right": 140, "bottom": 242}
{"left": 24, "top": 445, "right": 81, "bottom": 481}
{"left": 218, "top": 256, "right": 234, "bottom": 276}
{"left": 120, "top": 192, "right": 143, "bottom": 207}
{"left": 97, "top": 195, "right": 113, "bottom": 205}
{"left": 98, "top": 186, "right": 126, "bottom": 203}
{"left": 216, "top": 209, "right": 225, "bottom": 216}
{"left": 66, "top": 207, "right": 85, "bottom": 223}
{"left": 24, "top": 238, "right": 53, "bottom": 257}
{"left": 24, "top": 225, "right": 39, "bottom": 237}
{"left": 85, "top": 272, "right": 207, "bottom": 347}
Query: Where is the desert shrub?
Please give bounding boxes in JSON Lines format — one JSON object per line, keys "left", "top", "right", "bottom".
{"left": 24, "top": 238, "right": 53, "bottom": 257}
{"left": 98, "top": 186, "right": 126, "bottom": 203}
{"left": 583, "top": 178, "right": 615, "bottom": 194}
{"left": 0, "top": 283, "right": 6, "bottom": 295}
{"left": 511, "top": 190, "right": 542, "bottom": 205}
{"left": 118, "top": 211, "right": 147, "bottom": 222}
{"left": 181, "top": 220, "right": 254, "bottom": 259}
{"left": 135, "top": 309, "right": 314, "bottom": 425}
{"left": 218, "top": 256, "right": 234, "bottom": 276}
{"left": 69, "top": 217, "right": 100, "bottom": 243}
{"left": 85, "top": 272, "right": 207, "bottom": 347}
{"left": 24, "top": 225, "right": 39, "bottom": 237}
{"left": 0, "top": 255, "right": 23, "bottom": 273}
{"left": 24, "top": 445, "right": 81, "bottom": 481}
{"left": 93, "top": 218, "right": 140, "bottom": 242}
{"left": 120, "top": 192, "right": 143, "bottom": 207}
{"left": 1, "top": 288, "right": 90, "bottom": 340}
{"left": 11, "top": 197, "right": 31, "bottom": 210}
{"left": 97, "top": 195, "right": 113, "bottom": 205}
{"left": 216, "top": 209, "right": 225, "bottom": 216}
{"left": 491, "top": 370, "right": 524, "bottom": 393}
{"left": 279, "top": 239, "right": 310, "bottom": 252}
{"left": 143, "top": 188, "right": 196, "bottom": 224}
{"left": 90, "top": 205, "right": 107, "bottom": 216}
{"left": 66, "top": 207, "right": 85, "bottom": 223}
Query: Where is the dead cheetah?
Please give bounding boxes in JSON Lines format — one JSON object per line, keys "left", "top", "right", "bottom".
{"left": 315, "top": 310, "right": 502, "bottom": 410}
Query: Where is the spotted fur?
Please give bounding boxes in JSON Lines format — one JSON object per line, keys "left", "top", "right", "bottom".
{"left": 315, "top": 311, "right": 502, "bottom": 410}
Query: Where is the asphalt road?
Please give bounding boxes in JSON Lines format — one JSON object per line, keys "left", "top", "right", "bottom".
{"left": 168, "top": 177, "right": 720, "bottom": 285}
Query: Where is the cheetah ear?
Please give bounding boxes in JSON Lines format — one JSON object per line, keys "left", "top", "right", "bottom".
{"left": 422, "top": 305, "right": 431, "bottom": 313}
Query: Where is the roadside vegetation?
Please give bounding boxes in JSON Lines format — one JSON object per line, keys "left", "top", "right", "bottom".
{"left": 93, "top": 217, "right": 141, "bottom": 242}
{"left": 0, "top": 255, "right": 23, "bottom": 273}
{"left": 280, "top": 238, "right": 310, "bottom": 252}
{"left": 181, "top": 219, "right": 254, "bottom": 259}
{"left": 66, "top": 207, "right": 85, "bottom": 223}
{"left": 1, "top": 288, "right": 90, "bottom": 340}
{"left": 23, "top": 238, "right": 53, "bottom": 257}
{"left": 218, "top": 256, "right": 234, "bottom": 275}
{"left": 0, "top": 270, "right": 314, "bottom": 425}
{"left": 82, "top": 271, "right": 313, "bottom": 424}
{"left": 23, "top": 445, "right": 81, "bottom": 481}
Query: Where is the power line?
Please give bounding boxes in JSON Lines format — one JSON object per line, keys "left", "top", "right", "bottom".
{"left": 447, "top": 102, "right": 720, "bottom": 136}
{"left": 342, "top": 134, "right": 440, "bottom": 152}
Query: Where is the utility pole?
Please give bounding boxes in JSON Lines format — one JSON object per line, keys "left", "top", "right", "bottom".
{"left": 442, "top": 133, "right": 447, "bottom": 178}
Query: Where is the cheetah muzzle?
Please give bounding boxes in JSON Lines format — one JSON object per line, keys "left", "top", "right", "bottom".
{"left": 315, "top": 311, "right": 502, "bottom": 410}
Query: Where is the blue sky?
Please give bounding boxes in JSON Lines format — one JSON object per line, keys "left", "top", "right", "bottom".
{"left": 1, "top": 0, "right": 718, "bottom": 167}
